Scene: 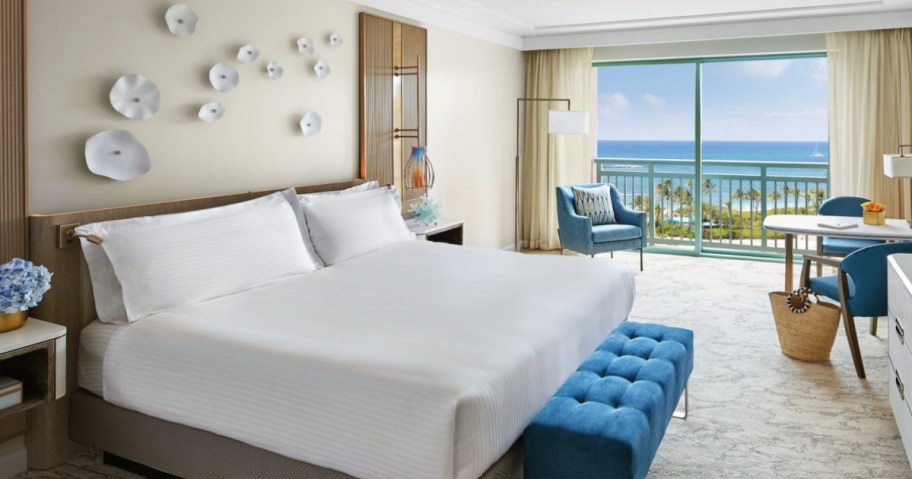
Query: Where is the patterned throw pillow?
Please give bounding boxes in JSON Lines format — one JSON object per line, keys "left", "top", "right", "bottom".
{"left": 571, "top": 185, "right": 616, "bottom": 225}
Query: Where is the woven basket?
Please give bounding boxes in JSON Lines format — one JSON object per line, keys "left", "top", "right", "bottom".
{"left": 769, "top": 291, "right": 841, "bottom": 362}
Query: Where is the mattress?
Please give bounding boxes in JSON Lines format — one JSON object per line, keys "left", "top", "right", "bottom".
{"left": 77, "top": 241, "right": 635, "bottom": 479}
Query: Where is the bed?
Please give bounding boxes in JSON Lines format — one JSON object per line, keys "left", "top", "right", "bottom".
{"left": 27, "top": 180, "right": 636, "bottom": 479}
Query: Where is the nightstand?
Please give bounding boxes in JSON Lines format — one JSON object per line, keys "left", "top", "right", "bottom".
{"left": 406, "top": 217, "right": 464, "bottom": 245}
{"left": 0, "top": 318, "right": 66, "bottom": 418}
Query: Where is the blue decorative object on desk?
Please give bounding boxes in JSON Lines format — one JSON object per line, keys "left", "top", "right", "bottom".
{"left": 409, "top": 195, "right": 440, "bottom": 226}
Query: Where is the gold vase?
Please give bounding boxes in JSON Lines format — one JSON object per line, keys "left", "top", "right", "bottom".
{"left": 863, "top": 210, "right": 885, "bottom": 225}
{"left": 0, "top": 311, "right": 27, "bottom": 333}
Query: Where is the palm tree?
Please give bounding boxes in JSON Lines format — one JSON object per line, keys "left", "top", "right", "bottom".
{"left": 749, "top": 188, "right": 761, "bottom": 215}
{"left": 768, "top": 190, "right": 783, "bottom": 214}
{"left": 780, "top": 183, "right": 791, "bottom": 213}
{"left": 789, "top": 185, "right": 804, "bottom": 213}
{"left": 632, "top": 194, "right": 649, "bottom": 212}
{"left": 655, "top": 179, "right": 673, "bottom": 220}
{"left": 702, "top": 178, "right": 717, "bottom": 196}
{"left": 807, "top": 188, "right": 826, "bottom": 211}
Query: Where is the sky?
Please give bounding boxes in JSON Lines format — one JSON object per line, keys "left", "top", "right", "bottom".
{"left": 596, "top": 57, "right": 828, "bottom": 142}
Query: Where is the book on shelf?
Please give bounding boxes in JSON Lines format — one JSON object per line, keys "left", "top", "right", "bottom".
{"left": 0, "top": 376, "right": 23, "bottom": 411}
{"left": 817, "top": 221, "right": 858, "bottom": 230}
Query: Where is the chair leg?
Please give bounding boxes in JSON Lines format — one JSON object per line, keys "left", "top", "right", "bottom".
{"left": 560, "top": 249, "right": 564, "bottom": 255}
{"left": 610, "top": 251, "right": 614, "bottom": 259}
{"left": 838, "top": 271, "right": 866, "bottom": 379}
{"left": 870, "top": 316, "right": 878, "bottom": 336}
{"left": 590, "top": 254, "right": 594, "bottom": 258}
{"left": 639, "top": 249, "right": 643, "bottom": 271}
{"left": 816, "top": 240, "right": 823, "bottom": 277}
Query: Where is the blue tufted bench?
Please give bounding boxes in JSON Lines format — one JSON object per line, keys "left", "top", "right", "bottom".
{"left": 524, "top": 322, "right": 694, "bottom": 479}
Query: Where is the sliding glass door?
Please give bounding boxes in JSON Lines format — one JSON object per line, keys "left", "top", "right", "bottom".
{"left": 594, "top": 54, "right": 828, "bottom": 256}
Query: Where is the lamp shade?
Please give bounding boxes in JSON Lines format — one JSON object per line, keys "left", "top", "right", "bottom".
{"left": 548, "top": 110, "right": 589, "bottom": 135}
{"left": 885, "top": 154, "right": 912, "bottom": 178}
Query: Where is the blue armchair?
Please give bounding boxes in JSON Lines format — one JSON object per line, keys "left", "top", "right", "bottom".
{"left": 556, "top": 183, "right": 647, "bottom": 270}
{"left": 801, "top": 241, "right": 912, "bottom": 378}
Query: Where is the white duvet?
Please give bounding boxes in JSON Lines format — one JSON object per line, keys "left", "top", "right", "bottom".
{"left": 80, "top": 241, "right": 635, "bottom": 479}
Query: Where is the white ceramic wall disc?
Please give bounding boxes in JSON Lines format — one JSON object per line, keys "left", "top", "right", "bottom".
{"left": 314, "top": 60, "right": 330, "bottom": 79}
{"left": 209, "top": 62, "right": 239, "bottom": 92}
{"left": 297, "top": 37, "right": 314, "bottom": 56}
{"left": 109, "top": 74, "right": 161, "bottom": 120}
{"left": 237, "top": 44, "right": 260, "bottom": 63}
{"left": 329, "top": 33, "right": 343, "bottom": 48}
{"left": 299, "top": 112, "right": 322, "bottom": 136}
{"left": 266, "top": 61, "right": 284, "bottom": 80}
{"left": 165, "top": 4, "right": 199, "bottom": 37}
{"left": 198, "top": 102, "right": 225, "bottom": 122}
{"left": 85, "top": 130, "right": 151, "bottom": 181}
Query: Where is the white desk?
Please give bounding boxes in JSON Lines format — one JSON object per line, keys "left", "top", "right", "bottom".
{"left": 764, "top": 214, "right": 912, "bottom": 290}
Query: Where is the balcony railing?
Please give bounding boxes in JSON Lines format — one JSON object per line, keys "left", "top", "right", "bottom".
{"left": 594, "top": 157, "right": 830, "bottom": 254}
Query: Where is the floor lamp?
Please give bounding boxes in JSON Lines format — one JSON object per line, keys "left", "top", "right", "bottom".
{"left": 515, "top": 98, "right": 590, "bottom": 251}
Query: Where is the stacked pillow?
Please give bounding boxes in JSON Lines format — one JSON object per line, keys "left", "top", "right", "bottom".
{"left": 76, "top": 182, "right": 414, "bottom": 324}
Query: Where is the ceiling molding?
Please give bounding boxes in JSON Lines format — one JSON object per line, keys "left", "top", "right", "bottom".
{"left": 348, "top": 0, "right": 912, "bottom": 51}
{"left": 523, "top": 10, "right": 912, "bottom": 50}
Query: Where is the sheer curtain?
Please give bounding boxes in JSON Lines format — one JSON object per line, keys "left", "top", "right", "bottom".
{"left": 828, "top": 29, "right": 912, "bottom": 218}
{"left": 522, "top": 48, "right": 593, "bottom": 250}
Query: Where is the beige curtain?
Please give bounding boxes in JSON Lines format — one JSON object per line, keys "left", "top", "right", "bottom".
{"left": 828, "top": 29, "right": 912, "bottom": 219}
{"left": 522, "top": 48, "right": 593, "bottom": 250}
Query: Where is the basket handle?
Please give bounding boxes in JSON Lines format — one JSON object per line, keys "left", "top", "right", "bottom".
{"left": 786, "top": 287, "right": 819, "bottom": 314}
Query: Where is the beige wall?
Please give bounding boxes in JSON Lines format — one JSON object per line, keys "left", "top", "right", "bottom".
{"left": 427, "top": 28, "right": 523, "bottom": 249}
{"left": 27, "top": 0, "right": 523, "bottom": 249}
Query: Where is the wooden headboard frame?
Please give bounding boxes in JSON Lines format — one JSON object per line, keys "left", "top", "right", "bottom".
{"left": 24, "top": 179, "right": 365, "bottom": 468}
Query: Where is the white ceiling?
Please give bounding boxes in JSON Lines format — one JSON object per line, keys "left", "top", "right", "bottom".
{"left": 350, "top": 0, "right": 912, "bottom": 50}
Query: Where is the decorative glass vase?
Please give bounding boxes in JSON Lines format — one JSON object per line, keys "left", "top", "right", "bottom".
{"left": 0, "top": 311, "right": 27, "bottom": 333}
{"left": 863, "top": 211, "right": 885, "bottom": 225}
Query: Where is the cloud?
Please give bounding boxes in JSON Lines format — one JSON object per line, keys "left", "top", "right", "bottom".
{"left": 643, "top": 94, "right": 665, "bottom": 108}
{"left": 599, "top": 92, "right": 630, "bottom": 119}
{"left": 729, "top": 60, "right": 792, "bottom": 79}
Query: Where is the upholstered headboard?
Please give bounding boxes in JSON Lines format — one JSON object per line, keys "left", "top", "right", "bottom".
{"left": 25, "top": 179, "right": 365, "bottom": 468}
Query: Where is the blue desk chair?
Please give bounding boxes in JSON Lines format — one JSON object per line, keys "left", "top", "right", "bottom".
{"left": 817, "top": 196, "right": 882, "bottom": 256}
{"left": 800, "top": 242, "right": 912, "bottom": 378}
{"left": 556, "top": 184, "right": 647, "bottom": 270}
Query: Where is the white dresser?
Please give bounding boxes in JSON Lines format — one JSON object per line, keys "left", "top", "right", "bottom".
{"left": 888, "top": 254, "right": 912, "bottom": 466}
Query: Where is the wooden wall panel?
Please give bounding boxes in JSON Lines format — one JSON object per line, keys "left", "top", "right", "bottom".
{"left": 399, "top": 23, "right": 428, "bottom": 209}
{"left": 359, "top": 13, "right": 394, "bottom": 186}
{"left": 359, "top": 13, "right": 427, "bottom": 210}
{"left": 0, "top": 0, "right": 28, "bottom": 445}
{"left": 1, "top": 0, "right": 27, "bottom": 260}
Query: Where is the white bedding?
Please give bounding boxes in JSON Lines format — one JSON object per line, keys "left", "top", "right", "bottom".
{"left": 78, "top": 241, "right": 635, "bottom": 479}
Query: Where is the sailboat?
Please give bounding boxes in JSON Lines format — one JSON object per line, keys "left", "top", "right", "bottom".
{"left": 810, "top": 143, "right": 825, "bottom": 158}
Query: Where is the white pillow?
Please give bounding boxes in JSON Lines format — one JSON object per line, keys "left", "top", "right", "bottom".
{"left": 297, "top": 180, "right": 378, "bottom": 201}
{"left": 76, "top": 189, "right": 319, "bottom": 323}
{"left": 300, "top": 187, "right": 414, "bottom": 265}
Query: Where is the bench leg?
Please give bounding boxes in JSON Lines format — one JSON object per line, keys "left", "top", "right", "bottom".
{"left": 672, "top": 386, "right": 688, "bottom": 419}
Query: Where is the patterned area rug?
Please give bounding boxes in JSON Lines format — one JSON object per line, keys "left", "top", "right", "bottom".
{"left": 14, "top": 251, "right": 912, "bottom": 478}
{"left": 611, "top": 251, "right": 910, "bottom": 479}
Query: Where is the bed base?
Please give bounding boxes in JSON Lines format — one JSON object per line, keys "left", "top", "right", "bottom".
{"left": 70, "top": 389, "right": 523, "bottom": 479}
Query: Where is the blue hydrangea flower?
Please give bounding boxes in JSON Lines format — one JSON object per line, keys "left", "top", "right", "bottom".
{"left": 0, "top": 258, "right": 52, "bottom": 314}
